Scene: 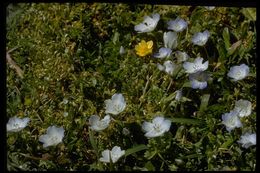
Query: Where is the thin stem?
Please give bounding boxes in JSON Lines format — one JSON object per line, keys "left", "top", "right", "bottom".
{"left": 203, "top": 46, "right": 209, "bottom": 59}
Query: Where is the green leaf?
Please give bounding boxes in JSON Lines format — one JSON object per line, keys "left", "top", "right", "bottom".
{"left": 179, "top": 153, "right": 204, "bottom": 159}
{"left": 125, "top": 144, "right": 148, "bottom": 157}
{"left": 220, "top": 137, "right": 234, "bottom": 149}
{"left": 170, "top": 117, "right": 204, "bottom": 125}
{"left": 241, "top": 8, "right": 256, "bottom": 21}
{"left": 222, "top": 27, "right": 230, "bottom": 49}
{"left": 89, "top": 129, "right": 98, "bottom": 157}
{"left": 144, "top": 161, "right": 155, "bottom": 171}
{"left": 199, "top": 94, "right": 210, "bottom": 112}
{"left": 112, "top": 31, "right": 120, "bottom": 45}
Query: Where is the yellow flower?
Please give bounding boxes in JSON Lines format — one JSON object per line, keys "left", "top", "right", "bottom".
{"left": 135, "top": 40, "right": 153, "bottom": 57}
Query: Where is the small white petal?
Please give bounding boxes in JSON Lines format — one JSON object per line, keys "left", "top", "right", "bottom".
{"left": 163, "top": 60, "right": 175, "bottom": 75}
{"left": 237, "top": 132, "right": 256, "bottom": 148}
{"left": 7, "top": 117, "right": 30, "bottom": 132}
{"left": 39, "top": 125, "right": 64, "bottom": 148}
{"left": 89, "top": 115, "right": 111, "bottom": 131}
{"left": 192, "top": 30, "right": 210, "bottom": 46}
{"left": 105, "top": 93, "right": 126, "bottom": 115}
{"left": 143, "top": 116, "right": 171, "bottom": 138}
{"left": 175, "top": 89, "right": 182, "bottom": 101}
{"left": 119, "top": 46, "right": 125, "bottom": 55}
{"left": 227, "top": 64, "right": 249, "bottom": 81}
{"left": 164, "top": 31, "right": 178, "bottom": 49}
{"left": 134, "top": 13, "right": 160, "bottom": 33}
{"left": 175, "top": 51, "right": 189, "bottom": 63}
{"left": 154, "top": 48, "right": 172, "bottom": 58}
{"left": 222, "top": 111, "right": 242, "bottom": 132}
{"left": 167, "top": 17, "right": 188, "bottom": 32}
{"left": 183, "top": 57, "right": 208, "bottom": 74}
{"left": 233, "top": 99, "right": 252, "bottom": 117}
{"left": 99, "top": 150, "right": 110, "bottom": 163}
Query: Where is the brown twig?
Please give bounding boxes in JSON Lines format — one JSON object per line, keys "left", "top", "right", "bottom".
{"left": 6, "top": 50, "right": 24, "bottom": 78}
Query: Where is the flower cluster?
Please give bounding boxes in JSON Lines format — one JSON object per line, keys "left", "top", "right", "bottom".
{"left": 221, "top": 99, "right": 255, "bottom": 148}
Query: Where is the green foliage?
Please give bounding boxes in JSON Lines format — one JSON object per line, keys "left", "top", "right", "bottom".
{"left": 6, "top": 3, "right": 256, "bottom": 171}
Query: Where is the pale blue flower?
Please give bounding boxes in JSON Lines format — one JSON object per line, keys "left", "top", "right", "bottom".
{"left": 142, "top": 116, "right": 171, "bottom": 138}
{"left": 119, "top": 46, "right": 125, "bottom": 55}
{"left": 163, "top": 31, "right": 178, "bottom": 49}
{"left": 154, "top": 48, "right": 172, "bottom": 58}
{"left": 105, "top": 93, "right": 126, "bottom": 115}
{"left": 227, "top": 64, "right": 249, "bottom": 81}
{"left": 99, "top": 146, "right": 125, "bottom": 163}
{"left": 192, "top": 30, "right": 210, "bottom": 46}
{"left": 238, "top": 132, "right": 256, "bottom": 148}
{"left": 189, "top": 71, "right": 209, "bottom": 89}
{"left": 134, "top": 13, "right": 160, "bottom": 33}
{"left": 39, "top": 126, "right": 65, "bottom": 148}
{"left": 167, "top": 17, "right": 188, "bottom": 32}
{"left": 175, "top": 89, "right": 182, "bottom": 101}
{"left": 222, "top": 111, "right": 242, "bottom": 132}
{"left": 89, "top": 115, "right": 111, "bottom": 131}
{"left": 157, "top": 60, "right": 176, "bottom": 75}
{"left": 175, "top": 51, "right": 190, "bottom": 63}
{"left": 183, "top": 57, "right": 208, "bottom": 74}
{"left": 233, "top": 99, "right": 252, "bottom": 117}
{"left": 7, "top": 116, "right": 30, "bottom": 132}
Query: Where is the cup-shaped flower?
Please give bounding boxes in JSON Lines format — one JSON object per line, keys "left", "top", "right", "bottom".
{"left": 142, "top": 116, "right": 171, "bottom": 138}
{"left": 39, "top": 126, "right": 65, "bottom": 148}
{"left": 99, "top": 146, "right": 125, "bottom": 163}
{"left": 189, "top": 71, "right": 209, "bottom": 89}
{"left": 227, "top": 64, "right": 249, "bottom": 81}
{"left": 175, "top": 89, "right": 182, "bottom": 101}
{"left": 105, "top": 93, "right": 126, "bottom": 115}
{"left": 222, "top": 111, "right": 242, "bottom": 132}
{"left": 89, "top": 115, "right": 111, "bottom": 131}
{"left": 163, "top": 31, "right": 178, "bottom": 49}
{"left": 135, "top": 40, "right": 153, "bottom": 57}
{"left": 167, "top": 17, "right": 188, "bottom": 32}
{"left": 237, "top": 132, "right": 256, "bottom": 148}
{"left": 233, "top": 99, "right": 252, "bottom": 117}
{"left": 134, "top": 13, "right": 160, "bottom": 33}
{"left": 191, "top": 30, "right": 210, "bottom": 46}
{"left": 157, "top": 61, "right": 176, "bottom": 75}
{"left": 153, "top": 48, "right": 172, "bottom": 59}
{"left": 7, "top": 116, "right": 30, "bottom": 132}
{"left": 119, "top": 46, "right": 125, "bottom": 55}
{"left": 183, "top": 57, "right": 208, "bottom": 74}
{"left": 175, "top": 51, "right": 189, "bottom": 63}
{"left": 164, "top": 60, "right": 176, "bottom": 75}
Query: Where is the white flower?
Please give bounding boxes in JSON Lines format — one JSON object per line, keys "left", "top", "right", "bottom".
{"left": 154, "top": 48, "right": 172, "bottom": 59}
{"left": 221, "top": 111, "right": 242, "bottom": 132}
{"left": 175, "top": 51, "right": 190, "bottom": 63}
{"left": 175, "top": 89, "right": 182, "bottom": 101}
{"left": 233, "top": 99, "right": 252, "bottom": 118}
{"left": 237, "top": 132, "right": 256, "bottom": 148}
{"left": 89, "top": 115, "right": 111, "bottom": 131}
{"left": 204, "top": 6, "right": 215, "bottom": 10}
{"left": 105, "top": 93, "right": 126, "bottom": 115}
{"left": 6, "top": 116, "right": 30, "bottom": 132}
{"left": 157, "top": 61, "right": 176, "bottom": 75}
{"left": 142, "top": 116, "right": 171, "bottom": 138}
{"left": 192, "top": 30, "right": 210, "bottom": 46}
{"left": 99, "top": 146, "right": 125, "bottom": 163}
{"left": 119, "top": 46, "right": 125, "bottom": 55}
{"left": 183, "top": 57, "right": 208, "bottom": 73}
{"left": 189, "top": 71, "right": 209, "bottom": 89}
{"left": 39, "top": 126, "right": 65, "bottom": 148}
{"left": 167, "top": 17, "right": 188, "bottom": 32}
{"left": 227, "top": 64, "right": 249, "bottom": 81}
{"left": 164, "top": 60, "right": 176, "bottom": 75}
{"left": 163, "top": 31, "right": 178, "bottom": 49}
{"left": 134, "top": 13, "right": 160, "bottom": 33}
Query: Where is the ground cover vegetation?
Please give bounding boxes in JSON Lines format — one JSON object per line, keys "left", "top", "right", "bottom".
{"left": 6, "top": 3, "right": 256, "bottom": 171}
